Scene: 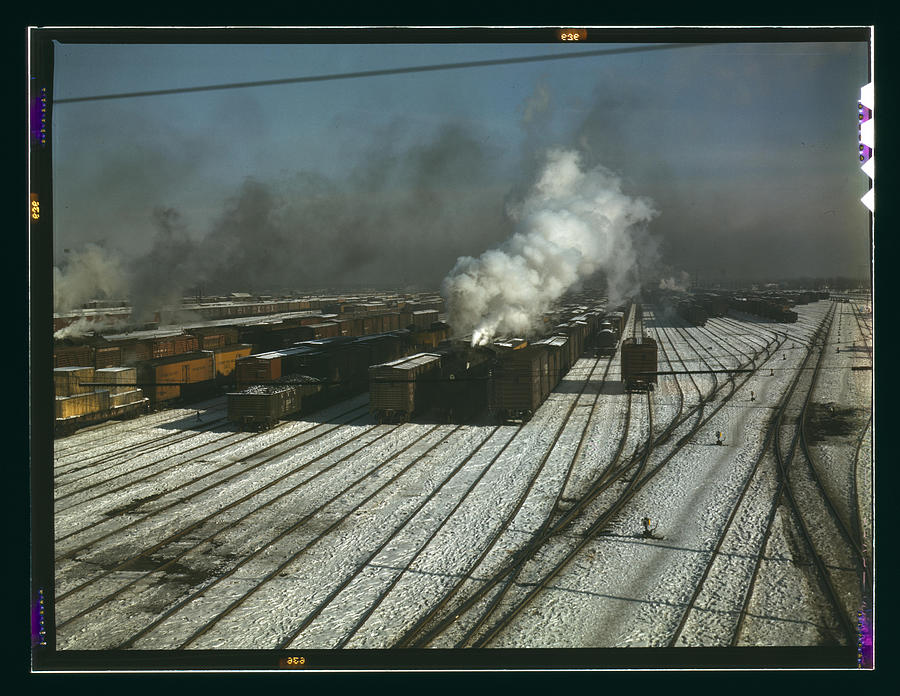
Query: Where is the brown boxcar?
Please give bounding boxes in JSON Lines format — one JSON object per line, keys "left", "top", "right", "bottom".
{"left": 534, "top": 336, "right": 567, "bottom": 388}
{"left": 369, "top": 353, "right": 441, "bottom": 422}
{"left": 54, "top": 345, "right": 94, "bottom": 369}
{"left": 621, "top": 337, "right": 658, "bottom": 391}
{"left": 234, "top": 345, "right": 320, "bottom": 387}
{"left": 489, "top": 345, "right": 549, "bottom": 423}
{"left": 94, "top": 346, "right": 122, "bottom": 368}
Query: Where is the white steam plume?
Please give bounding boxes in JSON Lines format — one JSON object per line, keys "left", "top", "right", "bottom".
{"left": 658, "top": 270, "right": 691, "bottom": 292}
{"left": 53, "top": 244, "right": 128, "bottom": 314}
{"left": 442, "top": 149, "right": 657, "bottom": 345}
{"left": 53, "top": 315, "right": 129, "bottom": 340}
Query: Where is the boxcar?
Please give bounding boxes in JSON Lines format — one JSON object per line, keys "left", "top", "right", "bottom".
{"left": 211, "top": 344, "right": 253, "bottom": 381}
{"left": 533, "top": 336, "right": 567, "bottom": 389}
{"left": 138, "top": 351, "right": 216, "bottom": 403}
{"left": 621, "top": 337, "right": 658, "bottom": 392}
{"left": 369, "top": 353, "right": 442, "bottom": 423}
{"left": 489, "top": 344, "right": 549, "bottom": 423}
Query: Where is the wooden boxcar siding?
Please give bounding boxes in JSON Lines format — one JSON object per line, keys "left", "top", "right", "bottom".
{"left": 491, "top": 347, "right": 547, "bottom": 413}
{"left": 55, "top": 390, "right": 110, "bottom": 418}
{"left": 212, "top": 344, "right": 253, "bottom": 379}
{"left": 54, "top": 367, "right": 96, "bottom": 397}
{"left": 94, "top": 346, "right": 122, "bottom": 368}
{"left": 120, "top": 341, "right": 152, "bottom": 365}
{"left": 94, "top": 367, "right": 137, "bottom": 395}
{"left": 54, "top": 345, "right": 94, "bottom": 368}
{"left": 198, "top": 334, "right": 225, "bottom": 349}
{"left": 621, "top": 338, "right": 658, "bottom": 385}
{"left": 369, "top": 354, "right": 441, "bottom": 416}
{"left": 144, "top": 353, "right": 215, "bottom": 402}
{"left": 110, "top": 389, "right": 145, "bottom": 408}
{"left": 235, "top": 357, "right": 281, "bottom": 387}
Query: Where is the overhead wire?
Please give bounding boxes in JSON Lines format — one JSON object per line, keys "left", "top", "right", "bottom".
{"left": 54, "top": 43, "right": 713, "bottom": 104}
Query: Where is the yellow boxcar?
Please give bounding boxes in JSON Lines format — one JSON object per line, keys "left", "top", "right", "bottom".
{"left": 55, "top": 390, "right": 110, "bottom": 418}
{"left": 143, "top": 352, "right": 215, "bottom": 402}
{"left": 94, "top": 366, "right": 137, "bottom": 395}
{"left": 212, "top": 344, "right": 253, "bottom": 379}
{"left": 53, "top": 367, "right": 96, "bottom": 397}
{"left": 110, "top": 389, "right": 146, "bottom": 408}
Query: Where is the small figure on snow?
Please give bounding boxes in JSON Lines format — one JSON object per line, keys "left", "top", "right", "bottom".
{"left": 641, "top": 516, "right": 658, "bottom": 539}
{"left": 770, "top": 368, "right": 775, "bottom": 376}
{"left": 716, "top": 430, "right": 724, "bottom": 446}
{"left": 750, "top": 390, "right": 755, "bottom": 402}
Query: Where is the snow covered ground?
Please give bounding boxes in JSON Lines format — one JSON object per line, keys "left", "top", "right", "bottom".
{"left": 51, "top": 299, "right": 872, "bottom": 653}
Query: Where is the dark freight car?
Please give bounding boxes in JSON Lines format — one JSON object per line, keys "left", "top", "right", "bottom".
{"left": 227, "top": 375, "right": 323, "bottom": 430}
{"left": 489, "top": 344, "right": 550, "bottom": 423}
{"left": 369, "top": 353, "right": 442, "bottom": 423}
{"left": 677, "top": 301, "right": 708, "bottom": 327}
{"left": 621, "top": 337, "right": 658, "bottom": 392}
{"left": 595, "top": 328, "right": 618, "bottom": 357}
{"left": 430, "top": 342, "right": 497, "bottom": 421}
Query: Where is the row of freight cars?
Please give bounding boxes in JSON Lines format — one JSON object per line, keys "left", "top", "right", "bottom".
{"left": 229, "top": 308, "right": 607, "bottom": 429}
{"left": 729, "top": 297, "right": 798, "bottom": 323}
{"left": 227, "top": 330, "right": 413, "bottom": 429}
{"left": 53, "top": 295, "right": 446, "bottom": 333}
{"left": 369, "top": 312, "right": 609, "bottom": 424}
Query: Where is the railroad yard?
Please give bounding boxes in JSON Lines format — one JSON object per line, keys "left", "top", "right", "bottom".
{"left": 51, "top": 295, "right": 873, "bottom": 651}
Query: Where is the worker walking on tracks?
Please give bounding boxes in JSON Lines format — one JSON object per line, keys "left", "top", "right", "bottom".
{"left": 641, "top": 516, "right": 657, "bottom": 539}
{"left": 196, "top": 410, "right": 202, "bottom": 422}
{"left": 750, "top": 390, "right": 755, "bottom": 402}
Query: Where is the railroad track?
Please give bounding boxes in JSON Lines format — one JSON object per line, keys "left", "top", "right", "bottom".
{"left": 52, "top": 403, "right": 229, "bottom": 457}
{"left": 56, "top": 419, "right": 442, "bottom": 643}
{"left": 665, "top": 314, "right": 812, "bottom": 646}
{"left": 139, "top": 354, "right": 614, "bottom": 649}
{"left": 53, "top": 399, "right": 370, "bottom": 507}
{"left": 53, "top": 407, "right": 230, "bottom": 471}
{"left": 719, "top": 301, "right": 859, "bottom": 646}
{"left": 57, "top": 348, "right": 615, "bottom": 649}
{"left": 382, "top": 305, "right": 649, "bottom": 648}
{"left": 386, "top": 355, "right": 614, "bottom": 649}
{"left": 399, "top": 306, "right": 779, "bottom": 647}
{"left": 54, "top": 404, "right": 375, "bottom": 558}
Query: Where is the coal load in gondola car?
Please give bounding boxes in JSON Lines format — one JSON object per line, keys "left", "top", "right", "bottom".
{"left": 621, "top": 336, "right": 658, "bottom": 392}
{"left": 227, "top": 374, "right": 323, "bottom": 431}
{"left": 489, "top": 344, "right": 550, "bottom": 423}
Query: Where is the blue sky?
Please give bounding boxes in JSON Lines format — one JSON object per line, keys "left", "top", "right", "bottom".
{"left": 51, "top": 38, "right": 870, "bottom": 291}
